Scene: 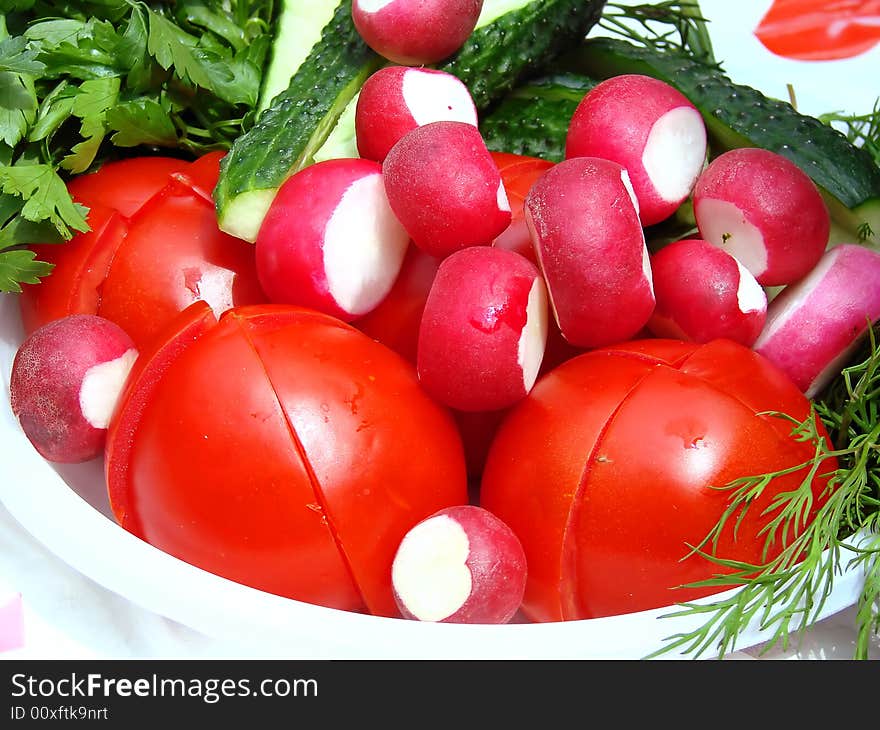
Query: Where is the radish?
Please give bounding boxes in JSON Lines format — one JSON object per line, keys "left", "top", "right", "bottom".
{"left": 352, "top": 0, "right": 484, "bottom": 65}
{"left": 417, "top": 246, "right": 548, "bottom": 412}
{"left": 524, "top": 156, "right": 655, "bottom": 349}
{"left": 255, "top": 158, "right": 410, "bottom": 322}
{"left": 565, "top": 74, "right": 707, "bottom": 227}
{"left": 382, "top": 121, "right": 511, "bottom": 258}
{"left": 753, "top": 243, "right": 880, "bottom": 398}
{"left": 355, "top": 66, "right": 478, "bottom": 163}
{"left": 647, "top": 238, "right": 768, "bottom": 347}
{"left": 10, "top": 314, "right": 138, "bottom": 463}
{"left": 391, "top": 504, "right": 527, "bottom": 624}
{"left": 692, "top": 147, "right": 830, "bottom": 286}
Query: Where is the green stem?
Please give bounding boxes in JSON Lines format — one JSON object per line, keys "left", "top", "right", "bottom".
{"left": 679, "top": 1, "right": 715, "bottom": 64}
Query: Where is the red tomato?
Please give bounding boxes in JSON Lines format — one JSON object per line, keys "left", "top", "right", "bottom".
{"left": 105, "top": 302, "right": 469, "bottom": 617}
{"left": 490, "top": 151, "right": 554, "bottom": 262}
{"left": 480, "top": 338, "right": 837, "bottom": 622}
{"left": 19, "top": 153, "right": 267, "bottom": 350}
{"left": 355, "top": 243, "right": 441, "bottom": 364}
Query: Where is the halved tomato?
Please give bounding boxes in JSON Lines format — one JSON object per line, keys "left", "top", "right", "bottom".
{"left": 19, "top": 153, "right": 267, "bottom": 350}
{"left": 105, "top": 302, "right": 469, "bottom": 617}
{"left": 480, "top": 338, "right": 837, "bottom": 621}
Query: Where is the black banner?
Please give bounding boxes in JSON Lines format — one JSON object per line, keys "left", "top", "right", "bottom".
{"left": 0, "top": 659, "right": 869, "bottom": 723}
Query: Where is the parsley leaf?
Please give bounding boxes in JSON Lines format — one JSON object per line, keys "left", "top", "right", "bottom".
{"left": 0, "top": 163, "right": 89, "bottom": 236}
{"left": 0, "top": 0, "right": 275, "bottom": 292}
{"left": 0, "top": 248, "right": 54, "bottom": 292}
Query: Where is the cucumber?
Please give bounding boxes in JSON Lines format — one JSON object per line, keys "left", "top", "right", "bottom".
{"left": 560, "top": 37, "right": 880, "bottom": 243}
{"left": 214, "top": 0, "right": 608, "bottom": 242}
{"left": 214, "top": 1, "right": 379, "bottom": 243}
{"left": 257, "top": 2, "right": 342, "bottom": 113}
{"left": 479, "top": 72, "right": 598, "bottom": 162}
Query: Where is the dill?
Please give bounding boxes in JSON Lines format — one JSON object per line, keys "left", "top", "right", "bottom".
{"left": 650, "top": 328, "right": 880, "bottom": 659}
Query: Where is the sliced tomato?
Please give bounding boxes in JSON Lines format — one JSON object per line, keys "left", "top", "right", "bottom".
{"left": 355, "top": 243, "right": 441, "bottom": 364}
{"left": 490, "top": 151, "right": 554, "bottom": 262}
{"left": 20, "top": 152, "right": 267, "bottom": 350}
{"left": 106, "top": 303, "right": 469, "bottom": 616}
{"left": 480, "top": 339, "right": 836, "bottom": 621}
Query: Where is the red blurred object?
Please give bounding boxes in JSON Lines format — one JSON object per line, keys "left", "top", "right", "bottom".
{"left": 755, "top": 0, "right": 880, "bottom": 60}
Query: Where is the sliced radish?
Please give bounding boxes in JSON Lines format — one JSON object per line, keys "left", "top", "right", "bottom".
{"left": 352, "top": 0, "right": 484, "bottom": 65}
{"left": 693, "top": 147, "right": 830, "bottom": 286}
{"left": 255, "top": 158, "right": 410, "bottom": 322}
{"left": 391, "top": 504, "right": 527, "bottom": 624}
{"left": 565, "top": 74, "right": 707, "bottom": 227}
{"left": 382, "top": 121, "right": 511, "bottom": 258}
{"left": 356, "top": 66, "right": 478, "bottom": 163}
{"left": 647, "top": 238, "right": 768, "bottom": 347}
{"left": 524, "top": 156, "right": 655, "bottom": 349}
{"left": 417, "top": 246, "right": 548, "bottom": 412}
{"left": 10, "top": 314, "right": 138, "bottom": 463}
{"left": 753, "top": 243, "right": 880, "bottom": 398}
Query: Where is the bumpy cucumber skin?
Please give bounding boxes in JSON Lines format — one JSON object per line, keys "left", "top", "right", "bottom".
{"left": 480, "top": 73, "right": 597, "bottom": 161}
{"left": 440, "top": 0, "right": 606, "bottom": 110}
{"left": 564, "top": 38, "right": 880, "bottom": 214}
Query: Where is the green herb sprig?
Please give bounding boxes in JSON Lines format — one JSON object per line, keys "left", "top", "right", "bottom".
{"left": 0, "top": 0, "right": 274, "bottom": 292}
{"left": 820, "top": 98, "right": 880, "bottom": 169}
{"left": 596, "top": 0, "right": 717, "bottom": 65}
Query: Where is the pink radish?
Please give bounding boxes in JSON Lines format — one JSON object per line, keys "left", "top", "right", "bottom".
{"left": 255, "top": 158, "right": 410, "bottom": 322}
{"left": 417, "top": 246, "right": 548, "bottom": 412}
{"left": 355, "top": 66, "right": 478, "bottom": 163}
{"left": 647, "top": 238, "right": 768, "bottom": 347}
{"left": 391, "top": 504, "right": 527, "bottom": 624}
{"left": 565, "top": 74, "right": 707, "bottom": 227}
{"left": 10, "top": 314, "right": 138, "bottom": 463}
{"left": 352, "top": 0, "right": 484, "bottom": 65}
{"left": 753, "top": 243, "right": 880, "bottom": 398}
{"left": 524, "top": 156, "right": 655, "bottom": 349}
{"left": 692, "top": 147, "right": 830, "bottom": 287}
{"left": 382, "top": 121, "right": 511, "bottom": 258}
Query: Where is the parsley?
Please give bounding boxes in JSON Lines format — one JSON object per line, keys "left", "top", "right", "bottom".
{"left": 0, "top": 0, "right": 274, "bottom": 292}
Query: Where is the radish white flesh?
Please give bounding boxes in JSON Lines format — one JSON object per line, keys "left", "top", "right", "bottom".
{"left": 417, "top": 246, "right": 548, "bottom": 412}
{"left": 391, "top": 505, "right": 527, "bottom": 624}
{"left": 565, "top": 74, "right": 707, "bottom": 227}
{"left": 356, "top": 66, "right": 478, "bottom": 163}
{"left": 647, "top": 238, "right": 768, "bottom": 347}
{"left": 692, "top": 147, "right": 830, "bottom": 286}
{"left": 10, "top": 314, "right": 138, "bottom": 463}
{"left": 255, "top": 158, "right": 410, "bottom": 322}
{"left": 352, "top": 0, "right": 484, "bottom": 65}
{"left": 382, "top": 121, "right": 511, "bottom": 258}
{"left": 753, "top": 243, "right": 880, "bottom": 398}
{"left": 524, "top": 157, "right": 655, "bottom": 349}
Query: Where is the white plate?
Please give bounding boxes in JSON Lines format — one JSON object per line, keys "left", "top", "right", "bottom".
{"left": 0, "top": 292, "right": 870, "bottom": 659}
{"left": 2, "top": 2, "right": 877, "bottom": 658}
